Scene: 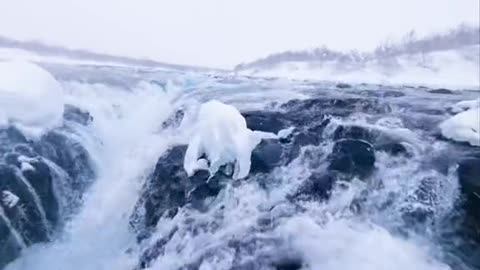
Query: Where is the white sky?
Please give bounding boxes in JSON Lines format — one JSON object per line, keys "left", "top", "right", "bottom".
{"left": 0, "top": 0, "right": 478, "bottom": 68}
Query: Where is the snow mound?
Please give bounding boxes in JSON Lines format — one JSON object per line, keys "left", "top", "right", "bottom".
{"left": 450, "top": 99, "right": 480, "bottom": 113}
{"left": 184, "top": 100, "right": 275, "bottom": 179}
{"left": 440, "top": 99, "right": 480, "bottom": 146}
{"left": 0, "top": 60, "right": 64, "bottom": 138}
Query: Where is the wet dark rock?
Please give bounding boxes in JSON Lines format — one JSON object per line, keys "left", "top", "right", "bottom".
{"left": 0, "top": 127, "right": 28, "bottom": 155}
{"left": 282, "top": 97, "right": 391, "bottom": 124}
{"left": 333, "top": 125, "right": 375, "bottom": 142}
{"left": 333, "top": 125, "right": 408, "bottom": 156}
{"left": 137, "top": 227, "right": 178, "bottom": 269}
{"left": 251, "top": 138, "right": 302, "bottom": 175}
{"left": 0, "top": 125, "right": 95, "bottom": 267}
{"left": 458, "top": 155, "right": 480, "bottom": 215}
{"left": 292, "top": 118, "right": 331, "bottom": 147}
{"left": 34, "top": 131, "right": 94, "bottom": 193}
{"left": 336, "top": 83, "right": 352, "bottom": 89}
{"left": 414, "top": 108, "right": 445, "bottom": 116}
{"left": 162, "top": 109, "right": 185, "bottom": 129}
{"left": 274, "top": 259, "right": 303, "bottom": 270}
{"left": 251, "top": 140, "right": 284, "bottom": 174}
{"left": 63, "top": 105, "right": 93, "bottom": 125}
{"left": 295, "top": 172, "right": 336, "bottom": 200}
{"left": 22, "top": 160, "right": 60, "bottom": 225}
{"left": 328, "top": 139, "right": 375, "bottom": 177}
{"left": 429, "top": 88, "right": 454, "bottom": 95}
{"left": 0, "top": 215, "right": 23, "bottom": 269}
{"left": 130, "top": 146, "right": 226, "bottom": 240}
{"left": 355, "top": 90, "right": 405, "bottom": 98}
{"left": 376, "top": 142, "right": 408, "bottom": 156}
{"left": 243, "top": 111, "right": 289, "bottom": 133}
{"left": 382, "top": 91, "right": 405, "bottom": 98}
{"left": 0, "top": 164, "right": 50, "bottom": 244}
{"left": 13, "top": 144, "right": 36, "bottom": 158}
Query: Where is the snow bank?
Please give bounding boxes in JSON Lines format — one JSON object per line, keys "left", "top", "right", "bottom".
{"left": 440, "top": 99, "right": 480, "bottom": 146}
{"left": 0, "top": 60, "right": 64, "bottom": 138}
{"left": 238, "top": 45, "right": 480, "bottom": 90}
{"left": 184, "top": 100, "right": 275, "bottom": 179}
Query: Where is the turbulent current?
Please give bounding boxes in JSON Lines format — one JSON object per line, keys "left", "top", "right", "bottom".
{"left": 1, "top": 62, "right": 480, "bottom": 270}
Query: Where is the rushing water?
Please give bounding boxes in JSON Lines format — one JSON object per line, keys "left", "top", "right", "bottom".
{"left": 1, "top": 63, "right": 479, "bottom": 270}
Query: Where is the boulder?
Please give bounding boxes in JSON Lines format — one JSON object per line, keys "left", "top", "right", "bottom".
{"left": 328, "top": 139, "right": 375, "bottom": 177}
{"left": 243, "top": 111, "right": 289, "bottom": 133}
{"left": 33, "top": 131, "right": 94, "bottom": 193}
{"left": 333, "top": 125, "right": 408, "bottom": 156}
{"left": 429, "top": 88, "right": 454, "bottom": 95}
{"left": 458, "top": 155, "right": 480, "bottom": 217}
{"left": 294, "top": 172, "right": 336, "bottom": 200}
{"left": 336, "top": 83, "right": 352, "bottom": 89}
{"left": 333, "top": 125, "right": 375, "bottom": 142}
{"left": 130, "top": 146, "right": 226, "bottom": 240}
{"left": 63, "top": 105, "right": 93, "bottom": 126}
{"left": 0, "top": 164, "right": 50, "bottom": 244}
{"left": 0, "top": 123, "right": 95, "bottom": 267}
{"left": 0, "top": 215, "right": 23, "bottom": 269}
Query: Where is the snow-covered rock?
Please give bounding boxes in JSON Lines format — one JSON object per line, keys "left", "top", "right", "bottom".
{"left": 450, "top": 99, "right": 480, "bottom": 113}
{"left": 0, "top": 60, "right": 64, "bottom": 138}
{"left": 440, "top": 100, "right": 480, "bottom": 146}
{"left": 184, "top": 100, "right": 276, "bottom": 179}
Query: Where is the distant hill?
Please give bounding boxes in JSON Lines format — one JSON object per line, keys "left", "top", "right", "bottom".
{"left": 235, "top": 24, "right": 479, "bottom": 71}
{"left": 0, "top": 36, "right": 220, "bottom": 71}
{"left": 234, "top": 25, "right": 479, "bottom": 89}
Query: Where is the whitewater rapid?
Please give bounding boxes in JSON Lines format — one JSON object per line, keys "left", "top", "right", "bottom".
{"left": 1, "top": 61, "right": 479, "bottom": 270}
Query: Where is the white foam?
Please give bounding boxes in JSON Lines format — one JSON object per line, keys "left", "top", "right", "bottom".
{"left": 278, "top": 217, "right": 450, "bottom": 270}
{"left": 0, "top": 60, "right": 64, "bottom": 138}
{"left": 184, "top": 100, "right": 275, "bottom": 179}
{"left": 277, "top": 127, "right": 295, "bottom": 139}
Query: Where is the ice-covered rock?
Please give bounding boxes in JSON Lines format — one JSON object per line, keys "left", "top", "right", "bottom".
{"left": 440, "top": 100, "right": 480, "bottom": 146}
{"left": 184, "top": 100, "right": 276, "bottom": 179}
{"left": 0, "top": 60, "right": 64, "bottom": 138}
{"left": 2, "top": 191, "right": 20, "bottom": 208}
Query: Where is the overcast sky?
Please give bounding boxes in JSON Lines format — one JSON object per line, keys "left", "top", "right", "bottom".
{"left": 0, "top": 0, "right": 478, "bottom": 68}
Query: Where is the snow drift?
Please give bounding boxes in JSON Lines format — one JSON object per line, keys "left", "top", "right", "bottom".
{"left": 236, "top": 26, "right": 480, "bottom": 89}
{"left": 440, "top": 99, "right": 480, "bottom": 146}
{"left": 237, "top": 45, "right": 480, "bottom": 90}
{"left": 0, "top": 60, "right": 64, "bottom": 138}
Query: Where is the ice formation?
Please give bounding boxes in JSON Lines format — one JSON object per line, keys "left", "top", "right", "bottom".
{"left": 184, "top": 100, "right": 275, "bottom": 179}
{"left": 0, "top": 60, "right": 64, "bottom": 138}
{"left": 2, "top": 191, "right": 20, "bottom": 208}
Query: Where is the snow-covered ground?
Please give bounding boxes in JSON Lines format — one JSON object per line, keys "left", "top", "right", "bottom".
{"left": 237, "top": 45, "right": 480, "bottom": 90}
